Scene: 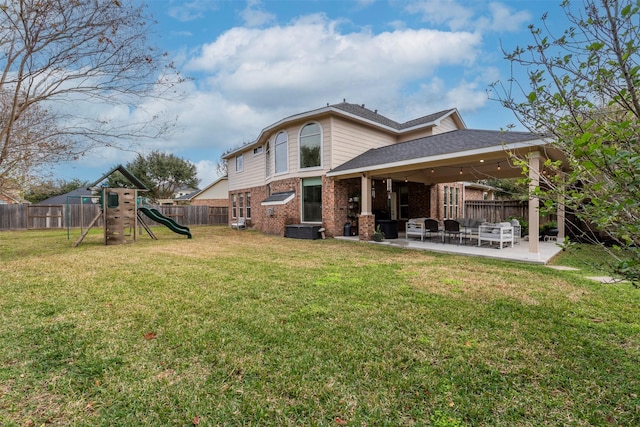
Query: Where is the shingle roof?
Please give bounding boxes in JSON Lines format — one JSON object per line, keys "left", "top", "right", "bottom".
{"left": 261, "top": 191, "right": 295, "bottom": 205}
{"left": 37, "top": 188, "right": 95, "bottom": 205}
{"left": 329, "top": 129, "right": 545, "bottom": 173}
{"left": 330, "top": 102, "right": 456, "bottom": 130}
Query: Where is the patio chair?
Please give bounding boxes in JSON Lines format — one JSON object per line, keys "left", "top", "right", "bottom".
{"left": 424, "top": 218, "right": 441, "bottom": 242}
{"left": 443, "top": 219, "right": 463, "bottom": 245}
{"left": 231, "top": 217, "right": 246, "bottom": 230}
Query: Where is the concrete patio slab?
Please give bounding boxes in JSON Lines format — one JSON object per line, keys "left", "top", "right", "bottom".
{"left": 335, "top": 233, "right": 563, "bottom": 264}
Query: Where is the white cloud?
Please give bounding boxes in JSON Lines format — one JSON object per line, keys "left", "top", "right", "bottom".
{"left": 186, "top": 14, "right": 481, "bottom": 117}
{"left": 241, "top": 0, "right": 276, "bottom": 28}
{"left": 167, "top": 0, "right": 220, "bottom": 22}
{"left": 405, "top": 0, "right": 531, "bottom": 33}
{"left": 194, "top": 159, "right": 221, "bottom": 186}
{"left": 405, "top": 0, "right": 475, "bottom": 31}
{"left": 485, "top": 2, "right": 531, "bottom": 33}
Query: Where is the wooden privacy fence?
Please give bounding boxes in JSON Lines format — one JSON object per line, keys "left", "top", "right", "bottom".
{"left": 0, "top": 204, "right": 229, "bottom": 231}
{"left": 464, "top": 200, "right": 529, "bottom": 223}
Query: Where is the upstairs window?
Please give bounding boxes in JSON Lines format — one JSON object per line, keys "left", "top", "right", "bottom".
{"left": 299, "top": 123, "right": 321, "bottom": 169}
{"left": 274, "top": 131, "right": 288, "bottom": 174}
{"left": 235, "top": 154, "right": 243, "bottom": 173}
{"left": 265, "top": 142, "right": 271, "bottom": 178}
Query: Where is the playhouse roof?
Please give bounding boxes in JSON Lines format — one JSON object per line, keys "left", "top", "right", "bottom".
{"left": 87, "top": 164, "right": 149, "bottom": 190}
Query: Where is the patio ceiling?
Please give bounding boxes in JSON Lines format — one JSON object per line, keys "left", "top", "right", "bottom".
{"left": 326, "top": 129, "right": 566, "bottom": 185}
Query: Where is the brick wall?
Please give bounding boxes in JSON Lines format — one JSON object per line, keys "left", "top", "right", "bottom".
{"left": 431, "top": 182, "right": 465, "bottom": 220}
{"left": 228, "top": 178, "right": 301, "bottom": 236}
{"left": 359, "top": 214, "right": 375, "bottom": 240}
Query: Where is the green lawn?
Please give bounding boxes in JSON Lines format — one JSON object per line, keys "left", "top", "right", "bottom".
{"left": 1, "top": 227, "right": 638, "bottom": 426}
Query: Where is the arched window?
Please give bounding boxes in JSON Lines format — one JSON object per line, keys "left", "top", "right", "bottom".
{"left": 299, "top": 123, "right": 321, "bottom": 169}
{"left": 274, "top": 131, "right": 288, "bottom": 174}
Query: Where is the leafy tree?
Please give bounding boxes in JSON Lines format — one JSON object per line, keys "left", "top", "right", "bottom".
{"left": 491, "top": 0, "right": 640, "bottom": 284}
{"left": 108, "top": 151, "right": 199, "bottom": 202}
{"left": 24, "top": 178, "right": 89, "bottom": 204}
{"left": 482, "top": 178, "right": 530, "bottom": 200}
{"left": 0, "top": 0, "right": 184, "bottom": 192}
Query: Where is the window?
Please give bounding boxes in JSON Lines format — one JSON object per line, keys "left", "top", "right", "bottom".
{"left": 265, "top": 142, "right": 271, "bottom": 178}
{"left": 443, "top": 186, "right": 459, "bottom": 219}
{"left": 235, "top": 154, "right": 243, "bottom": 173}
{"left": 238, "top": 193, "right": 244, "bottom": 218}
{"left": 275, "top": 131, "right": 288, "bottom": 174}
{"left": 399, "top": 185, "right": 409, "bottom": 219}
{"left": 231, "top": 194, "right": 237, "bottom": 218}
{"left": 253, "top": 146, "right": 263, "bottom": 155}
{"left": 245, "top": 193, "right": 251, "bottom": 219}
{"left": 302, "top": 177, "right": 322, "bottom": 222}
{"left": 299, "top": 123, "right": 321, "bottom": 169}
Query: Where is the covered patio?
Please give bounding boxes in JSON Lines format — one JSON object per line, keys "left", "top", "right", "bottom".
{"left": 327, "top": 129, "right": 568, "bottom": 263}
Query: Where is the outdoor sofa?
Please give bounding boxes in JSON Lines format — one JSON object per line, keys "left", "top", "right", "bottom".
{"left": 477, "top": 222, "right": 514, "bottom": 249}
{"left": 455, "top": 218, "right": 486, "bottom": 238}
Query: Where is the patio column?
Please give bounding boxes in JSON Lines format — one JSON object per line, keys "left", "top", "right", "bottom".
{"left": 557, "top": 176, "right": 566, "bottom": 240}
{"left": 361, "top": 175, "right": 372, "bottom": 215}
{"left": 528, "top": 152, "right": 541, "bottom": 255}
{"left": 359, "top": 175, "right": 374, "bottom": 240}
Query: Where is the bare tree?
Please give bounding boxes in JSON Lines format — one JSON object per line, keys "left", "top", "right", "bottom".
{"left": 0, "top": 0, "right": 185, "bottom": 188}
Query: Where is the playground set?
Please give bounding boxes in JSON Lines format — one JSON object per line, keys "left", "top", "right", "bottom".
{"left": 73, "top": 165, "right": 192, "bottom": 247}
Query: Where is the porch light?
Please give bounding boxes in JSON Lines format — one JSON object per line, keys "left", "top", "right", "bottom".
{"left": 497, "top": 162, "right": 501, "bottom": 171}
{"left": 459, "top": 168, "right": 463, "bottom": 175}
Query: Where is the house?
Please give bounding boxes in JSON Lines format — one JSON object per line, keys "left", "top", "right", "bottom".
{"left": 0, "top": 189, "right": 21, "bottom": 204}
{"left": 181, "top": 176, "right": 228, "bottom": 207}
{"left": 37, "top": 187, "right": 97, "bottom": 205}
{"left": 222, "top": 101, "right": 565, "bottom": 253}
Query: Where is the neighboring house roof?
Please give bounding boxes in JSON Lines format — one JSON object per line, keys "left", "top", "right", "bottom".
{"left": 327, "top": 129, "right": 548, "bottom": 176}
{"left": 37, "top": 188, "right": 96, "bottom": 205}
{"left": 464, "top": 182, "right": 499, "bottom": 192}
{"left": 176, "top": 191, "right": 198, "bottom": 201}
{"left": 186, "top": 176, "right": 228, "bottom": 201}
{"left": 0, "top": 190, "right": 21, "bottom": 204}
{"left": 223, "top": 102, "right": 461, "bottom": 159}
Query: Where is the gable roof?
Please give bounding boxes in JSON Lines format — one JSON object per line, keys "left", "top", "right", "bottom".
{"left": 87, "top": 164, "right": 148, "bottom": 190}
{"left": 187, "top": 176, "right": 228, "bottom": 200}
{"left": 331, "top": 102, "right": 461, "bottom": 130}
{"left": 0, "top": 189, "right": 21, "bottom": 204}
{"left": 327, "top": 129, "right": 549, "bottom": 176}
{"left": 223, "top": 102, "right": 461, "bottom": 159}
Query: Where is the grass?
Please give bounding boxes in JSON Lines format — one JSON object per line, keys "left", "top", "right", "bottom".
{"left": 0, "top": 226, "right": 638, "bottom": 426}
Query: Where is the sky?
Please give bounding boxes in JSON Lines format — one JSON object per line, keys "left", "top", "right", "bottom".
{"left": 52, "top": 0, "right": 572, "bottom": 187}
